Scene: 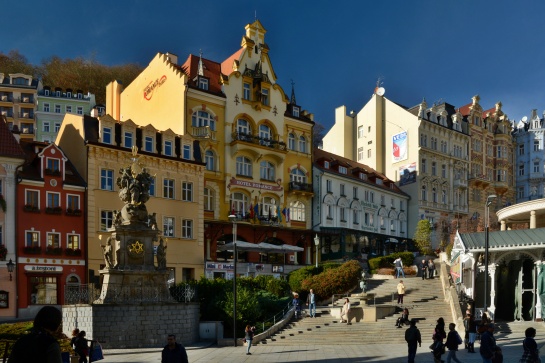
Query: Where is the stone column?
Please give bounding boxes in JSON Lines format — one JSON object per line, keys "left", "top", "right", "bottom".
{"left": 206, "top": 239, "right": 211, "bottom": 260}
{"left": 489, "top": 264, "right": 497, "bottom": 318}
{"left": 530, "top": 210, "right": 536, "bottom": 229}
{"left": 536, "top": 261, "right": 543, "bottom": 320}
{"left": 501, "top": 220, "right": 506, "bottom": 231}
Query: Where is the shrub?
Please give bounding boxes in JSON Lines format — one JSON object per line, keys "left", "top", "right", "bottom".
{"left": 300, "top": 260, "right": 362, "bottom": 300}
{"left": 368, "top": 252, "right": 414, "bottom": 272}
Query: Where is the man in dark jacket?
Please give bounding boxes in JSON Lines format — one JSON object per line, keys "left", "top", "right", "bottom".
{"left": 480, "top": 323, "right": 498, "bottom": 363}
{"left": 162, "top": 334, "right": 188, "bottom": 363}
{"left": 405, "top": 319, "right": 421, "bottom": 363}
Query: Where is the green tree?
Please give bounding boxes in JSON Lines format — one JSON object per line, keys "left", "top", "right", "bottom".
{"left": 0, "top": 50, "right": 36, "bottom": 76}
{"left": 413, "top": 219, "right": 433, "bottom": 254}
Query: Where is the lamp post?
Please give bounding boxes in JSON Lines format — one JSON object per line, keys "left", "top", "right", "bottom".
{"left": 6, "top": 259, "right": 14, "bottom": 281}
{"left": 484, "top": 194, "right": 497, "bottom": 315}
{"left": 228, "top": 214, "right": 237, "bottom": 347}
{"left": 314, "top": 234, "right": 320, "bottom": 268}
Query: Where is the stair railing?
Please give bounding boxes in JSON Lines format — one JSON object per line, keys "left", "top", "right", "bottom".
{"left": 255, "top": 302, "right": 294, "bottom": 336}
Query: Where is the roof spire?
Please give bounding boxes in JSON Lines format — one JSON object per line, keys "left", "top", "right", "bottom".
{"left": 290, "top": 80, "right": 297, "bottom": 105}
{"left": 197, "top": 49, "right": 204, "bottom": 76}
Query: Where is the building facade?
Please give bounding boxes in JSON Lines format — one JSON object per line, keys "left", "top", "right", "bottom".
{"left": 313, "top": 148, "right": 410, "bottom": 260}
{"left": 16, "top": 141, "right": 86, "bottom": 318}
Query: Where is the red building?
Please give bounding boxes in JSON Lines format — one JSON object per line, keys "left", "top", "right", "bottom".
{"left": 16, "top": 141, "right": 86, "bottom": 318}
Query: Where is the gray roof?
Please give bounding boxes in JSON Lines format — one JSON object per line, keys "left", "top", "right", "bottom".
{"left": 459, "top": 228, "right": 545, "bottom": 251}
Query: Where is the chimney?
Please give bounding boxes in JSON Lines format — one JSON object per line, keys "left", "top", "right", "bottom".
{"left": 91, "top": 108, "right": 98, "bottom": 117}
{"left": 166, "top": 52, "right": 178, "bottom": 65}
{"left": 11, "top": 124, "right": 21, "bottom": 143}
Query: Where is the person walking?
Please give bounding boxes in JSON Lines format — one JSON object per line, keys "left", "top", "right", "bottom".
{"left": 244, "top": 325, "right": 256, "bottom": 355}
{"left": 445, "top": 323, "right": 463, "bottom": 363}
{"left": 421, "top": 259, "right": 428, "bottom": 280}
{"left": 428, "top": 259, "right": 436, "bottom": 279}
{"left": 395, "top": 308, "right": 410, "bottom": 328}
{"left": 432, "top": 317, "right": 447, "bottom": 363}
{"left": 8, "top": 305, "right": 63, "bottom": 363}
{"left": 519, "top": 327, "right": 540, "bottom": 363}
{"left": 340, "top": 298, "right": 351, "bottom": 324}
{"left": 394, "top": 257, "right": 406, "bottom": 278}
{"left": 397, "top": 280, "right": 405, "bottom": 304}
{"left": 74, "top": 330, "right": 89, "bottom": 363}
{"left": 306, "top": 289, "right": 316, "bottom": 318}
{"left": 292, "top": 293, "right": 302, "bottom": 318}
{"left": 480, "top": 323, "right": 499, "bottom": 363}
{"left": 405, "top": 319, "right": 422, "bottom": 363}
{"left": 71, "top": 328, "right": 80, "bottom": 349}
{"left": 466, "top": 313, "right": 477, "bottom": 353}
{"left": 161, "top": 334, "right": 188, "bottom": 363}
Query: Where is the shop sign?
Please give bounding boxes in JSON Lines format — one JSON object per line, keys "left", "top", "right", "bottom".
{"left": 143, "top": 75, "right": 167, "bottom": 100}
{"left": 361, "top": 201, "right": 379, "bottom": 210}
{"left": 206, "top": 263, "right": 234, "bottom": 270}
{"left": 24, "top": 265, "right": 63, "bottom": 273}
{"left": 228, "top": 177, "right": 283, "bottom": 192}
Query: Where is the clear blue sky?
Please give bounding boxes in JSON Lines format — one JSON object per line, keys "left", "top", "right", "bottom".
{"left": 2, "top": 0, "right": 544, "bottom": 129}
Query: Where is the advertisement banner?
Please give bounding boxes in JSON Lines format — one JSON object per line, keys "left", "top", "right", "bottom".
{"left": 392, "top": 131, "right": 408, "bottom": 162}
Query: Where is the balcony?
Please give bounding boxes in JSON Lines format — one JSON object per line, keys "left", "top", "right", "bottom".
{"left": 231, "top": 132, "right": 287, "bottom": 151}
{"left": 453, "top": 178, "right": 468, "bottom": 188}
{"left": 20, "top": 125, "right": 35, "bottom": 134}
{"left": 0, "top": 95, "right": 13, "bottom": 102}
{"left": 0, "top": 110, "right": 13, "bottom": 117}
{"left": 191, "top": 126, "right": 216, "bottom": 141}
{"left": 468, "top": 173, "right": 491, "bottom": 187}
{"left": 18, "top": 112, "right": 35, "bottom": 119}
{"left": 16, "top": 96, "right": 34, "bottom": 104}
{"left": 23, "top": 246, "right": 42, "bottom": 254}
{"left": 288, "top": 181, "right": 313, "bottom": 193}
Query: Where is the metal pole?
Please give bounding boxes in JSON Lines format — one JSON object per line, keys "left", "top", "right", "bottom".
{"left": 315, "top": 243, "right": 318, "bottom": 268}
{"left": 233, "top": 221, "right": 237, "bottom": 347}
{"left": 484, "top": 204, "right": 488, "bottom": 314}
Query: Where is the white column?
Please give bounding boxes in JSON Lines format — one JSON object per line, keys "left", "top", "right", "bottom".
{"left": 530, "top": 210, "right": 537, "bottom": 229}
{"left": 536, "top": 261, "right": 543, "bottom": 320}
{"left": 489, "top": 264, "right": 497, "bottom": 318}
{"left": 500, "top": 220, "right": 506, "bottom": 231}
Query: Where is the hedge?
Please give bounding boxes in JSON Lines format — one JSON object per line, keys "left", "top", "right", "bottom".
{"left": 368, "top": 252, "right": 415, "bottom": 271}
{"left": 300, "top": 260, "right": 362, "bottom": 300}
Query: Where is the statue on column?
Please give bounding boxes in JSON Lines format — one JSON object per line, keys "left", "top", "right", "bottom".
{"left": 157, "top": 238, "right": 167, "bottom": 270}
{"left": 101, "top": 237, "right": 114, "bottom": 269}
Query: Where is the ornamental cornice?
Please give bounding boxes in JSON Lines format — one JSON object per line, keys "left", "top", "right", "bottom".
{"left": 496, "top": 198, "right": 545, "bottom": 221}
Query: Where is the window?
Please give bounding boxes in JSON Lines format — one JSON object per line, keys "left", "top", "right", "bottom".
{"left": 192, "top": 111, "right": 216, "bottom": 131}
{"left": 144, "top": 136, "right": 154, "bottom": 152}
{"left": 26, "top": 190, "right": 39, "bottom": 207}
{"left": 380, "top": 195, "right": 385, "bottom": 206}
{"left": 420, "top": 134, "right": 427, "bottom": 147}
{"left": 496, "top": 146, "right": 503, "bottom": 158}
{"left": 232, "top": 192, "right": 248, "bottom": 215}
{"left": 441, "top": 164, "right": 447, "bottom": 178}
{"left": 204, "top": 187, "right": 215, "bottom": 211}
{"left": 518, "top": 187, "right": 525, "bottom": 199}
{"left": 66, "top": 105, "right": 72, "bottom": 113}
{"left": 66, "top": 91, "right": 72, "bottom": 98}
{"left": 164, "top": 140, "right": 173, "bottom": 156}
{"left": 182, "top": 220, "right": 193, "bottom": 238}
{"left": 400, "top": 201, "right": 404, "bottom": 211}
{"left": 298, "top": 136, "right": 307, "bottom": 153}
{"left": 164, "top": 179, "right": 175, "bottom": 199}
{"left": 338, "top": 166, "right": 347, "bottom": 174}
{"left": 326, "top": 179, "right": 332, "bottom": 193}
{"left": 149, "top": 177, "right": 155, "bottom": 196}
{"left": 359, "top": 172, "right": 367, "bottom": 180}
{"left": 182, "top": 182, "right": 193, "bottom": 202}
{"left": 358, "top": 147, "right": 364, "bottom": 161}
{"left": 77, "top": 106, "right": 83, "bottom": 115}
{"left": 163, "top": 217, "right": 175, "bottom": 237}
{"left": 358, "top": 126, "right": 364, "bottom": 138}
{"left": 292, "top": 106, "right": 300, "bottom": 118}
{"left": 326, "top": 204, "right": 333, "bottom": 219}
{"left": 259, "top": 124, "right": 271, "bottom": 145}
{"left": 236, "top": 156, "right": 252, "bottom": 177}
{"left": 46, "top": 192, "right": 60, "bottom": 208}
{"left": 290, "top": 200, "right": 305, "bottom": 221}
{"left": 534, "top": 140, "right": 540, "bottom": 151}
{"left": 441, "top": 141, "right": 448, "bottom": 153}
{"left": 324, "top": 161, "right": 330, "bottom": 169}
{"left": 353, "top": 187, "right": 358, "bottom": 199}
{"left": 390, "top": 220, "right": 396, "bottom": 232}
{"left": 47, "top": 158, "right": 60, "bottom": 172}
{"left": 100, "top": 210, "right": 113, "bottom": 230}
{"left": 205, "top": 150, "right": 215, "bottom": 171}
{"left": 26, "top": 231, "right": 39, "bottom": 247}
{"left": 124, "top": 132, "right": 133, "bottom": 148}
{"left": 260, "top": 161, "right": 275, "bottom": 180}
{"left": 367, "top": 149, "right": 372, "bottom": 158}
{"left": 432, "top": 188, "right": 437, "bottom": 203}
{"left": 243, "top": 83, "right": 251, "bottom": 100}
{"left": 340, "top": 207, "right": 346, "bottom": 222}
{"left": 102, "top": 127, "right": 112, "bottom": 144}
{"left": 518, "top": 164, "right": 525, "bottom": 176}
{"left": 29, "top": 276, "right": 58, "bottom": 304}
{"left": 431, "top": 137, "right": 437, "bottom": 150}
{"left": 67, "top": 195, "right": 79, "bottom": 210}
{"left": 431, "top": 162, "right": 436, "bottom": 176}
{"left": 533, "top": 161, "right": 540, "bottom": 173}
{"left": 67, "top": 235, "right": 80, "bottom": 250}
{"left": 55, "top": 105, "right": 61, "bottom": 113}
{"left": 44, "top": 103, "right": 50, "bottom": 112}
{"left": 43, "top": 122, "right": 50, "bottom": 132}
{"left": 290, "top": 168, "right": 306, "bottom": 183}
{"left": 421, "top": 159, "right": 427, "bottom": 173}
{"left": 101, "top": 169, "right": 114, "bottom": 190}
{"left": 54, "top": 123, "right": 61, "bottom": 133}
{"left": 47, "top": 233, "right": 60, "bottom": 248}
{"left": 442, "top": 189, "right": 447, "bottom": 204}
{"left": 353, "top": 209, "right": 359, "bottom": 224}
{"left": 497, "top": 169, "right": 506, "bottom": 182}
{"left": 421, "top": 185, "right": 427, "bottom": 201}
{"left": 198, "top": 77, "right": 209, "bottom": 90}
{"left": 288, "top": 133, "right": 296, "bottom": 150}
{"left": 261, "top": 88, "right": 269, "bottom": 105}
{"left": 183, "top": 144, "right": 191, "bottom": 159}
{"left": 518, "top": 144, "right": 524, "bottom": 155}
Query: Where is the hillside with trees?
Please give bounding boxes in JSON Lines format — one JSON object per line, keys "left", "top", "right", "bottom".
{"left": 0, "top": 50, "right": 143, "bottom": 105}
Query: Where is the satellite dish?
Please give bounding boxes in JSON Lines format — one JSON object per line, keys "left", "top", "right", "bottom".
{"left": 522, "top": 116, "right": 528, "bottom": 122}
{"left": 376, "top": 87, "right": 385, "bottom": 96}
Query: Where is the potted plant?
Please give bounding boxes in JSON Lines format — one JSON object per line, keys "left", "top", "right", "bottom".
{"left": 23, "top": 246, "right": 41, "bottom": 254}
{"left": 0, "top": 244, "right": 7, "bottom": 261}
{"left": 65, "top": 248, "right": 82, "bottom": 256}
{"left": 46, "top": 246, "right": 63, "bottom": 255}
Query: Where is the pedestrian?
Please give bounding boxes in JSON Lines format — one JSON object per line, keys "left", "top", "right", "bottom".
{"left": 71, "top": 328, "right": 80, "bottom": 349}
{"left": 161, "top": 334, "right": 188, "bottom": 363}
{"left": 244, "top": 325, "right": 256, "bottom": 355}
{"left": 432, "top": 317, "right": 446, "bottom": 363}
{"left": 421, "top": 259, "right": 428, "bottom": 280}
{"left": 466, "top": 313, "right": 477, "bottom": 353}
{"left": 395, "top": 308, "right": 410, "bottom": 328}
{"left": 394, "top": 257, "right": 406, "bottom": 278}
{"left": 306, "top": 289, "right": 316, "bottom": 318}
{"left": 397, "top": 279, "right": 405, "bottom": 304}
{"left": 340, "top": 298, "right": 351, "bottom": 324}
{"left": 8, "top": 305, "right": 63, "bottom": 363}
{"left": 428, "top": 259, "right": 435, "bottom": 279}
{"left": 480, "top": 323, "right": 500, "bottom": 363}
{"left": 292, "top": 293, "right": 302, "bottom": 318}
{"left": 405, "top": 319, "right": 422, "bottom": 363}
{"left": 74, "top": 330, "right": 89, "bottom": 363}
{"left": 519, "top": 327, "right": 540, "bottom": 363}
{"left": 445, "top": 322, "right": 463, "bottom": 363}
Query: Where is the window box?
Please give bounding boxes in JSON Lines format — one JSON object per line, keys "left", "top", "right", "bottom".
{"left": 45, "top": 207, "right": 63, "bottom": 215}
{"left": 45, "top": 247, "right": 63, "bottom": 255}
{"left": 0, "top": 245, "right": 7, "bottom": 261}
{"left": 23, "top": 205, "right": 40, "bottom": 213}
{"left": 66, "top": 209, "right": 82, "bottom": 216}
{"left": 23, "top": 246, "right": 42, "bottom": 254}
{"left": 44, "top": 168, "right": 61, "bottom": 176}
{"left": 65, "top": 248, "right": 82, "bottom": 256}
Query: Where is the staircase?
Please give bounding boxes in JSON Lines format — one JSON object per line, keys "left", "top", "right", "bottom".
{"left": 262, "top": 275, "right": 452, "bottom": 345}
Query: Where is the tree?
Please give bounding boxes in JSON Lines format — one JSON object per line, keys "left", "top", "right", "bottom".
{"left": 312, "top": 121, "right": 326, "bottom": 148}
{"left": 413, "top": 219, "right": 433, "bottom": 255}
{"left": 0, "top": 50, "right": 36, "bottom": 76}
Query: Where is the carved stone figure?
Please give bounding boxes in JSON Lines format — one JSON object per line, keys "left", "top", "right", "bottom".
{"left": 157, "top": 238, "right": 167, "bottom": 270}
{"left": 101, "top": 238, "right": 114, "bottom": 269}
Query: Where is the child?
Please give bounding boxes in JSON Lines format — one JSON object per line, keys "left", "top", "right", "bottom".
{"left": 445, "top": 323, "right": 463, "bottom": 363}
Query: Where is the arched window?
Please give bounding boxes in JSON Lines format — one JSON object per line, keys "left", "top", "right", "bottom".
{"left": 231, "top": 192, "right": 248, "bottom": 215}
{"left": 290, "top": 168, "right": 307, "bottom": 183}
{"left": 299, "top": 136, "right": 307, "bottom": 153}
{"left": 290, "top": 200, "right": 305, "bottom": 221}
{"left": 237, "top": 119, "right": 251, "bottom": 135}
{"left": 192, "top": 111, "right": 216, "bottom": 131}
{"left": 205, "top": 150, "right": 215, "bottom": 171}
{"left": 236, "top": 156, "right": 252, "bottom": 177}
{"left": 421, "top": 185, "right": 427, "bottom": 201}
{"left": 432, "top": 187, "right": 437, "bottom": 203}
{"left": 261, "top": 196, "right": 277, "bottom": 218}
{"left": 259, "top": 124, "right": 272, "bottom": 146}
{"left": 204, "top": 187, "right": 215, "bottom": 211}
{"left": 288, "top": 133, "right": 296, "bottom": 150}
{"left": 260, "top": 161, "right": 275, "bottom": 181}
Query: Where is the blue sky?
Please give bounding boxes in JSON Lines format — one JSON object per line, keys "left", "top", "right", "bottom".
{"left": 2, "top": 0, "right": 545, "bottom": 129}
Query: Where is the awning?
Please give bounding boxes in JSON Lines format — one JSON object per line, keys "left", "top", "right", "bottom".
{"left": 217, "top": 241, "right": 303, "bottom": 254}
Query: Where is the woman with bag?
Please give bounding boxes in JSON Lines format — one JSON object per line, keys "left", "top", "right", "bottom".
{"left": 445, "top": 323, "right": 463, "bottom": 363}
{"left": 244, "top": 325, "right": 255, "bottom": 355}
{"left": 431, "top": 317, "right": 446, "bottom": 363}
{"left": 75, "top": 330, "right": 89, "bottom": 363}
{"left": 520, "top": 327, "right": 541, "bottom": 363}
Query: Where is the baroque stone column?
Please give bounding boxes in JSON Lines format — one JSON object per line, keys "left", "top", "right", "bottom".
{"left": 530, "top": 210, "right": 536, "bottom": 229}
{"left": 500, "top": 220, "right": 506, "bottom": 231}
{"left": 489, "top": 264, "right": 497, "bottom": 319}
{"left": 536, "top": 261, "right": 543, "bottom": 321}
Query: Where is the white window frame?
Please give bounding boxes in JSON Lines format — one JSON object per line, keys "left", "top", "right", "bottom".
{"left": 102, "top": 127, "right": 112, "bottom": 144}
{"left": 164, "top": 179, "right": 175, "bottom": 199}
{"left": 182, "top": 219, "right": 193, "bottom": 239}
{"left": 144, "top": 136, "right": 154, "bottom": 152}
{"left": 163, "top": 217, "right": 175, "bottom": 237}
{"left": 101, "top": 169, "right": 114, "bottom": 191}
{"left": 100, "top": 210, "right": 113, "bottom": 231}
{"left": 182, "top": 182, "right": 193, "bottom": 202}
{"left": 164, "top": 140, "right": 173, "bottom": 156}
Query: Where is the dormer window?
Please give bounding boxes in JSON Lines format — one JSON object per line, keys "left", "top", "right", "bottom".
{"left": 66, "top": 91, "right": 72, "bottom": 98}
{"left": 44, "top": 89, "right": 50, "bottom": 96}
{"left": 144, "top": 136, "right": 154, "bottom": 152}
{"left": 164, "top": 140, "right": 173, "bottom": 156}
{"left": 183, "top": 144, "right": 191, "bottom": 160}
{"left": 56, "top": 91, "right": 61, "bottom": 97}
{"left": 376, "top": 179, "right": 383, "bottom": 185}
{"left": 77, "top": 92, "right": 83, "bottom": 99}
{"left": 324, "top": 161, "right": 330, "bottom": 169}
{"left": 292, "top": 106, "right": 300, "bottom": 118}
{"left": 338, "top": 166, "right": 347, "bottom": 174}
{"left": 47, "top": 158, "right": 60, "bottom": 173}
{"left": 102, "top": 127, "right": 112, "bottom": 144}
{"left": 198, "top": 77, "right": 209, "bottom": 90}
{"left": 124, "top": 132, "right": 133, "bottom": 148}
{"left": 359, "top": 172, "right": 367, "bottom": 180}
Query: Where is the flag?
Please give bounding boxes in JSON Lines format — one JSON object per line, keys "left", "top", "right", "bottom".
{"left": 249, "top": 203, "right": 254, "bottom": 219}
{"left": 268, "top": 206, "right": 271, "bottom": 221}
{"left": 242, "top": 205, "right": 245, "bottom": 218}
{"left": 254, "top": 203, "right": 259, "bottom": 220}
{"left": 277, "top": 205, "right": 282, "bottom": 223}
{"left": 282, "top": 208, "right": 287, "bottom": 221}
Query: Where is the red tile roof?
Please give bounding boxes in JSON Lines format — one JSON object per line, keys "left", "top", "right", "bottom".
{"left": 0, "top": 116, "right": 25, "bottom": 159}
{"left": 458, "top": 103, "right": 472, "bottom": 116}
{"left": 180, "top": 54, "right": 224, "bottom": 95}
{"left": 221, "top": 48, "right": 244, "bottom": 77}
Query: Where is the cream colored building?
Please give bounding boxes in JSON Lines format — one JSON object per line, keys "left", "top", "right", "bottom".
{"left": 56, "top": 113, "right": 205, "bottom": 283}
{"left": 323, "top": 92, "right": 471, "bottom": 247}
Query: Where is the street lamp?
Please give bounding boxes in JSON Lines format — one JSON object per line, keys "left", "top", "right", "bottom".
{"left": 484, "top": 194, "right": 497, "bottom": 315}
{"left": 6, "top": 259, "right": 15, "bottom": 281}
{"left": 314, "top": 234, "right": 320, "bottom": 268}
{"left": 228, "top": 214, "right": 237, "bottom": 347}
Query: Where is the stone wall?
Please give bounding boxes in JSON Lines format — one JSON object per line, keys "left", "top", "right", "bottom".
{"left": 62, "top": 303, "right": 199, "bottom": 349}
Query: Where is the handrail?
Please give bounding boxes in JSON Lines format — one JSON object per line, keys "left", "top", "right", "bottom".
{"left": 254, "top": 302, "right": 292, "bottom": 336}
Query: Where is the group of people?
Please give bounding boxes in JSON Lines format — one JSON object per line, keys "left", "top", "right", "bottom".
{"left": 420, "top": 258, "right": 436, "bottom": 279}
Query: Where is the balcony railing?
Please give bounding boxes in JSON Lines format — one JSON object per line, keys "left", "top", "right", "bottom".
{"left": 0, "top": 95, "right": 13, "bottom": 102}
{"left": 191, "top": 126, "right": 216, "bottom": 141}
{"left": 18, "top": 112, "right": 35, "bottom": 119}
{"left": 468, "top": 173, "right": 491, "bottom": 182}
{"left": 20, "top": 125, "right": 35, "bottom": 134}
{"left": 232, "top": 132, "right": 287, "bottom": 151}
{"left": 288, "top": 181, "right": 313, "bottom": 192}
{"left": 0, "top": 110, "right": 14, "bottom": 117}
{"left": 15, "top": 97, "right": 35, "bottom": 104}
{"left": 453, "top": 178, "right": 468, "bottom": 188}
